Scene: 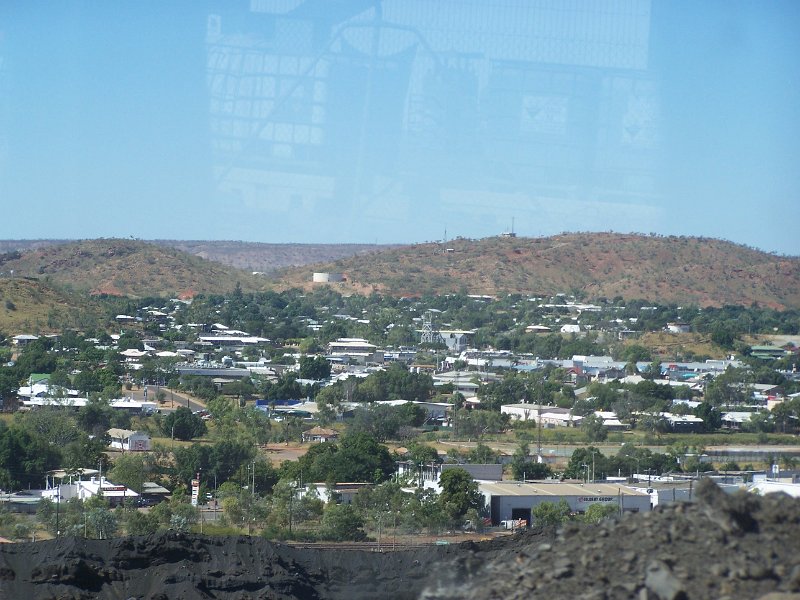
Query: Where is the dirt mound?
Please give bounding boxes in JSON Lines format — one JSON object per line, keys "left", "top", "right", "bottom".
{"left": 1, "top": 482, "right": 799, "bottom": 599}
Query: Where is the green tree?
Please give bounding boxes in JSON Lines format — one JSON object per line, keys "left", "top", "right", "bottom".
{"left": 109, "top": 454, "right": 147, "bottom": 494}
{"left": 123, "top": 507, "right": 160, "bottom": 535}
{"left": 407, "top": 442, "right": 440, "bottom": 466}
{"left": 0, "top": 423, "right": 61, "bottom": 490}
{"left": 13, "top": 338, "right": 56, "bottom": 378}
{"left": 76, "top": 399, "right": 115, "bottom": 435}
{"left": 452, "top": 409, "right": 508, "bottom": 438}
{"left": 266, "top": 479, "right": 296, "bottom": 533}
{"left": 231, "top": 459, "right": 279, "bottom": 496}
{"left": 585, "top": 382, "right": 621, "bottom": 411}
{"left": 465, "top": 443, "right": 499, "bottom": 464}
{"left": 0, "top": 368, "right": 21, "bottom": 409}
{"left": 703, "top": 368, "right": 752, "bottom": 407}
{"left": 337, "top": 432, "right": 395, "bottom": 482}
{"left": 438, "top": 467, "right": 483, "bottom": 526}
{"left": 510, "top": 442, "right": 552, "bottom": 480}
{"left": 693, "top": 402, "right": 722, "bottom": 432}
{"left": 531, "top": 498, "right": 571, "bottom": 526}
{"left": 580, "top": 414, "right": 608, "bottom": 442}
{"left": 19, "top": 407, "right": 81, "bottom": 447}
{"left": 162, "top": 407, "right": 207, "bottom": 441}
{"left": 208, "top": 439, "right": 257, "bottom": 487}
{"left": 320, "top": 503, "right": 366, "bottom": 541}
{"left": 170, "top": 502, "right": 200, "bottom": 532}
{"left": 710, "top": 323, "right": 736, "bottom": 349}
{"left": 298, "top": 355, "right": 332, "bottom": 381}
{"left": 83, "top": 495, "right": 118, "bottom": 539}
{"left": 564, "top": 447, "right": 607, "bottom": 480}
{"left": 638, "top": 412, "right": 671, "bottom": 438}
{"left": 288, "top": 433, "right": 395, "bottom": 484}
{"left": 239, "top": 407, "right": 273, "bottom": 445}
{"left": 37, "top": 497, "right": 87, "bottom": 537}
{"left": 581, "top": 502, "right": 618, "bottom": 524}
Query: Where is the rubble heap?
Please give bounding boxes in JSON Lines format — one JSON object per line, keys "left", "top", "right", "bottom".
{"left": 1, "top": 481, "right": 798, "bottom": 600}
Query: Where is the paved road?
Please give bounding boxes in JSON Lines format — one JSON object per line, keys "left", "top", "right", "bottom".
{"left": 125, "top": 386, "right": 206, "bottom": 413}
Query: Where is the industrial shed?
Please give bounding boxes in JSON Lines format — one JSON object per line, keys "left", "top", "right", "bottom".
{"left": 479, "top": 481, "right": 651, "bottom": 526}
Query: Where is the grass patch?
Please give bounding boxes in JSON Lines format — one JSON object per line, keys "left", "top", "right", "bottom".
{"left": 193, "top": 523, "right": 243, "bottom": 536}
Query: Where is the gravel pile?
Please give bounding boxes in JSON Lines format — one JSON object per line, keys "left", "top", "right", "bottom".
{"left": 1, "top": 480, "right": 798, "bottom": 599}
{"left": 422, "top": 480, "right": 800, "bottom": 600}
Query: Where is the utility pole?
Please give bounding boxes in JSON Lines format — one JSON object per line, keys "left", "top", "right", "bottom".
{"left": 55, "top": 482, "right": 60, "bottom": 539}
{"left": 288, "top": 487, "right": 293, "bottom": 536}
{"left": 536, "top": 402, "right": 543, "bottom": 461}
{"left": 377, "top": 512, "right": 383, "bottom": 552}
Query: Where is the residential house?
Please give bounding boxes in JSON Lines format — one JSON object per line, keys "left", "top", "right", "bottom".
{"left": 326, "top": 338, "right": 384, "bottom": 365}
{"left": 397, "top": 462, "right": 503, "bottom": 492}
{"left": 302, "top": 426, "right": 339, "bottom": 443}
{"left": 108, "top": 428, "right": 152, "bottom": 451}
{"left": 501, "top": 404, "right": 582, "bottom": 427}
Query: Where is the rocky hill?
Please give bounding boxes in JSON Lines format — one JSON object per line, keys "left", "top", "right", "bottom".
{"left": 0, "top": 481, "right": 798, "bottom": 599}
{"left": 0, "top": 240, "right": 394, "bottom": 275}
{"left": 274, "top": 233, "right": 800, "bottom": 309}
{"left": 151, "top": 240, "right": 396, "bottom": 273}
{"left": 0, "top": 239, "right": 265, "bottom": 299}
{"left": 0, "top": 278, "right": 102, "bottom": 334}
{"left": 2, "top": 234, "right": 798, "bottom": 309}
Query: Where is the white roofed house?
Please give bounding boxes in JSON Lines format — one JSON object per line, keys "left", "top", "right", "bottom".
{"left": 593, "top": 411, "right": 629, "bottom": 431}
{"left": 326, "top": 338, "right": 384, "bottom": 365}
{"left": 43, "top": 475, "right": 139, "bottom": 507}
{"left": 107, "top": 428, "right": 151, "bottom": 452}
{"left": 11, "top": 334, "right": 39, "bottom": 347}
{"left": 501, "top": 404, "right": 583, "bottom": 427}
{"left": 302, "top": 426, "right": 339, "bottom": 443}
{"left": 396, "top": 462, "right": 504, "bottom": 493}
{"left": 721, "top": 411, "right": 756, "bottom": 431}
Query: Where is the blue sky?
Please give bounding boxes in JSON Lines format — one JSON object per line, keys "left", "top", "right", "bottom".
{"left": 0, "top": 1, "right": 798, "bottom": 255}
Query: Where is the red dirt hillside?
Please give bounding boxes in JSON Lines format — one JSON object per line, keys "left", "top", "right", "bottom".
{"left": 273, "top": 233, "right": 800, "bottom": 309}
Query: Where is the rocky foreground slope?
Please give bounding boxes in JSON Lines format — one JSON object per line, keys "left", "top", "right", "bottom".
{"left": 1, "top": 481, "right": 799, "bottom": 599}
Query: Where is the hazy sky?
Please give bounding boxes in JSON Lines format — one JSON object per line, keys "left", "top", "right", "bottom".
{"left": 1, "top": 1, "right": 798, "bottom": 255}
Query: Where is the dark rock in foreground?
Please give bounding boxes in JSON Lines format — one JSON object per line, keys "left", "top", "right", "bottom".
{"left": 1, "top": 481, "right": 799, "bottom": 599}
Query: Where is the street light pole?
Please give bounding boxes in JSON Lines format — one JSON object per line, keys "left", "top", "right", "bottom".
{"left": 55, "top": 483, "right": 60, "bottom": 539}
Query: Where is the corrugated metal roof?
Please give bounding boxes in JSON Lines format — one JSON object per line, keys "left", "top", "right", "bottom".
{"left": 479, "top": 481, "right": 649, "bottom": 498}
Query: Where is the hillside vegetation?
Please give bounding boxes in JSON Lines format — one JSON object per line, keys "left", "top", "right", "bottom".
{"left": 152, "top": 240, "right": 396, "bottom": 273}
{"left": 0, "top": 278, "right": 103, "bottom": 333}
{"left": 0, "top": 239, "right": 266, "bottom": 299}
{"left": 274, "top": 233, "right": 800, "bottom": 309}
{"left": 0, "top": 240, "right": 395, "bottom": 274}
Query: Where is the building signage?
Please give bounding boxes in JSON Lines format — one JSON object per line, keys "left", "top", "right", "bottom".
{"left": 578, "top": 496, "right": 615, "bottom": 503}
{"left": 191, "top": 479, "right": 200, "bottom": 507}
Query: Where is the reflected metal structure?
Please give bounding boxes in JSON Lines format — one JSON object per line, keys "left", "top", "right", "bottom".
{"left": 206, "top": 0, "right": 660, "bottom": 240}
